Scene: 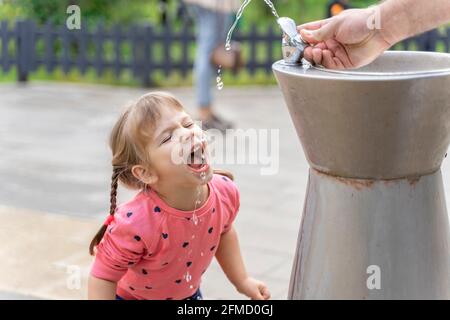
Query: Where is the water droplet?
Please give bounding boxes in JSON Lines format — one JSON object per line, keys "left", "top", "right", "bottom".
{"left": 200, "top": 252, "right": 204, "bottom": 257}
{"left": 192, "top": 213, "right": 198, "bottom": 225}
{"left": 190, "top": 285, "right": 194, "bottom": 289}
{"left": 216, "top": 65, "right": 224, "bottom": 90}
{"left": 301, "top": 58, "right": 312, "bottom": 70}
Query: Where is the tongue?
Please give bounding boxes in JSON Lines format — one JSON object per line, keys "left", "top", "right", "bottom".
{"left": 188, "top": 151, "right": 204, "bottom": 169}
{"left": 189, "top": 163, "right": 203, "bottom": 169}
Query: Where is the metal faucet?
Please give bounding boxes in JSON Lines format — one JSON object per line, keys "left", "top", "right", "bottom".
{"left": 277, "top": 17, "right": 309, "bottom": 65}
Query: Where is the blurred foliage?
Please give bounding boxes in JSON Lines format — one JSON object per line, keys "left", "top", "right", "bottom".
{"left": 0, "top": 0, "right": 161, "bottom": 27}
{"left": 236, "top": 0, "right": 376, "bottom": 30}
{"left": 0, "top": 0, "right": 378, "bottom": 27}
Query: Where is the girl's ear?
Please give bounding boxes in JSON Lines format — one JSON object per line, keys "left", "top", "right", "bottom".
{"left": 131, "top": 165, "right": 158, "bottom": 185}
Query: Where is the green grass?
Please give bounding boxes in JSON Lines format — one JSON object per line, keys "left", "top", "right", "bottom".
{"left": 0, "top": 64, "right": 277, "bottom": 88}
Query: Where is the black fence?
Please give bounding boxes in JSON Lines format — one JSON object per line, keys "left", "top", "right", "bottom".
{"left": 1, "top": 20, "right": 450, "bottom": 87}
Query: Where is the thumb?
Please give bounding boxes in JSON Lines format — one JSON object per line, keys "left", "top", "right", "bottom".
{"left": 301, "top": 20, "right": 337, "bottom": 43}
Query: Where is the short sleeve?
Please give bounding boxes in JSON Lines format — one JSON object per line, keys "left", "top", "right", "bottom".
{"left": 220, "top": 177, "right": 240, "bottom": 234}
{"left": 90, "top": 216, "right": 147, "bottom": 282}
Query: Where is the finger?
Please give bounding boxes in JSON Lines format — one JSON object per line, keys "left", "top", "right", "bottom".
{"left": 314, "top": 42, "right": 328, "bottom": 50}
{"left": 300, "top": 29, "right": 320, "bottom": 45}
{"left": 325, "top": 39, "right": 352, "bottom": 67}
{"left": 303, "top": 46, "right": 314, "bottom": 63}
{"left": 311, "top": 20, "right": 338, "bottom": 42}
{"left": 261, "top": 287, "right": 271, "bottom": 300}
{"left": 297, "top": 18, "right": 331, "bottom": 31}
{"left": 322, "top": 49, "right": 338, "bottom": 69}
{"left": 304, "top": 47, "right": 324, "bottom": 66}
{"left": 312, "top": 47, "right": 323, "bottom": 65}
{"left": 298, "top": 19, "right": 332, "bottom": 45}
{"left": 333, "top": 57, "right": 345, "bottom": 69}
{"left": 258, "top": 283, "right": 270, "bottom": 299}
{"left": 252, "top": 292, "right": 264, "bottom": 300}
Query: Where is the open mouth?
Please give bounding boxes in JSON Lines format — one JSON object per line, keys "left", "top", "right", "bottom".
{"left": 186, "top": 142, "right": 209, "bottom": 173}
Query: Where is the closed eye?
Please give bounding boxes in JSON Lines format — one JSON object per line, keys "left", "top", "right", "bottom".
{"left": 161, "top": 135, "right": 172, "bottom": 144}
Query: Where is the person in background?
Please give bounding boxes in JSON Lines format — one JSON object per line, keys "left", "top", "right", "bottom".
{"left": 326, "top": 0, "right": 350, "bottom": 18}
{"left": 183, "top": 0, "right": 241, "bottom": 131}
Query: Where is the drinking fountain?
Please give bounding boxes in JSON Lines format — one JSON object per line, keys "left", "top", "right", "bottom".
{"left": 273, "top": 41, "right": 450, "bottom": 298}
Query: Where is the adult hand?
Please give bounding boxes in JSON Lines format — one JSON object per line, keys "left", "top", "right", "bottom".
{"left": 297, "top": 7, "right": 392, "bottom": 69}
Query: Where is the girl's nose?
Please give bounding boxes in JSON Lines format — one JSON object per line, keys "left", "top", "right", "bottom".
{"left": 179, "top": 127, "right": 194, "bottom": 143}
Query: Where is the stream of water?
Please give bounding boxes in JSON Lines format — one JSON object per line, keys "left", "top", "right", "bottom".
{"left": 217, "top": 0, "right": 281, "bottom": 90}
{"left": 184, "top": 142, "right": 207, "bottom": 285}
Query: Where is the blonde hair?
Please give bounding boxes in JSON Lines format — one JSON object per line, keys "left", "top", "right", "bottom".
{"left": 89, "top": 91, "right": 234, "bottom": 255}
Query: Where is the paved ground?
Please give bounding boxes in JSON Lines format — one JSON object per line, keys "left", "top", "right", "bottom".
{"left": 1, "top": 82, "right": 450, "bottom": 300}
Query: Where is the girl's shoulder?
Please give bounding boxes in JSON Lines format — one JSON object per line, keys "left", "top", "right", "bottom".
{"left": 211, "top": 172, "right": 240, "bottom": 205}
{"left": 115, "top": 191, "right": 153, "bottom": 218}
{"left": 111, "top": 191, "right": 163, "bottom": 241}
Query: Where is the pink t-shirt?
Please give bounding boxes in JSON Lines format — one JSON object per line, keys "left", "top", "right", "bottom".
{"left": 90, "top": 173, "right": 240, "bottom": 300}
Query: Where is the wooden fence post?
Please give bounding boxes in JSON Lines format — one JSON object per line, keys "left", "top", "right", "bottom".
{"left": 141, "top": 24, "right": 152, "bottom": 87}
{"left": 16, "top": 20, "right": 33, "bottom": 82}
{"left": 1, "top": 20, "right": 12, "bottom": 73}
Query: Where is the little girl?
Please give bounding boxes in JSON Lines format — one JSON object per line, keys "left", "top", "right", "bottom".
{"left": 88, "top": 92, "right": 270, "bottom": 300}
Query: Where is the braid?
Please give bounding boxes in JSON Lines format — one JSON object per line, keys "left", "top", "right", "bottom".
{"left": 89, "top": 167, "right": 123, "bottom": 256}
{"left": 109, "top": 168, "right": 121, "bottom": 215}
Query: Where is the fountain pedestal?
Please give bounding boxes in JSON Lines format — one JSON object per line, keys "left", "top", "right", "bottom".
{"left": 273, "top": 51, "right": 450, "bottom": 299}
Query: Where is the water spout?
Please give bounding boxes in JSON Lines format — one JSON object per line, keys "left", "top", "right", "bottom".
{"left": 277, "top": 17, "right": 309, "bottom": 65}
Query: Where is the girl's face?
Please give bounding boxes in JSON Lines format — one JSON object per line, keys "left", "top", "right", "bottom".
{"left": 146, "top": 106, "right": 213, "bottom": 187}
